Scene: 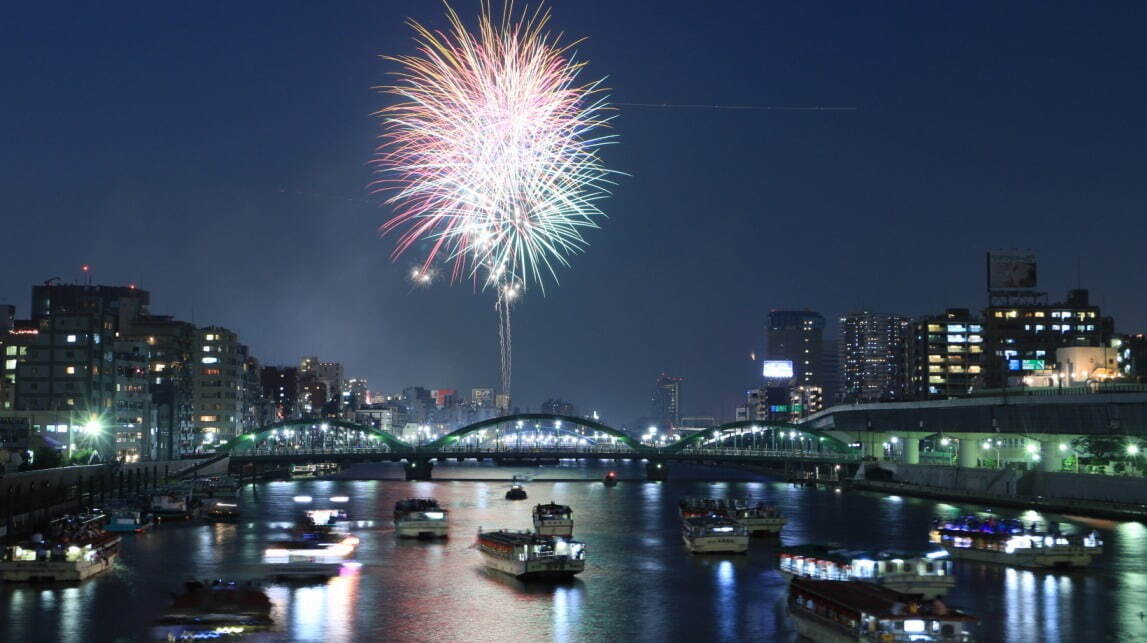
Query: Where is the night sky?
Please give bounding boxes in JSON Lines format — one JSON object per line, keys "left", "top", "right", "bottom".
{"left": 3, "top": 2, "right": 1145, "bottom": 425}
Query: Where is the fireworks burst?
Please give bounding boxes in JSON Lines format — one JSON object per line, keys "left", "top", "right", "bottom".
{"left": 373, "top": 2, "right": 619, "bottom": 398}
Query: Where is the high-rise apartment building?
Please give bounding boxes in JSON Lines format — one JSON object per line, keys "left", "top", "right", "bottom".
{"left": 906, "top": 309, "right": 986, "bottom": 399}
{"left": 261, "top": 366, "right": 299, "bottom": 420}
{"left": 192, "top": 326, "right": 249, "bottom": 449}
{"left": 130, "top": 315, "right": 196, "bottom": 458}
{"left": 112, "top": 340, "right": 153, "bottom": 461}
{"left": 471, "top": 388, "right": 495, "bottom": 408}
{"left": 838, "top": 311, "right": 910, "bottom": 403}
{"left": 766, "top": 310, "right": 825, "bottom": 391}
{"left": 651, "top": 373, "right": 682, "bottom": 427}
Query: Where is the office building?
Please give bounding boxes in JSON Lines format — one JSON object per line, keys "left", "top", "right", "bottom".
{"left": 766, "top": 310, "right": 825, "bottom": 391}
{"left": 838, "top": 311, "right": 910, "bottom": 403}
{"left": 541, "top": 398, "right": 575, "bottom": 416}
{"left": 472, "top": 388, "right": 495, "bottom": 408}
{"left": 982, "top": 289, "right": 1113, "bottom": 388}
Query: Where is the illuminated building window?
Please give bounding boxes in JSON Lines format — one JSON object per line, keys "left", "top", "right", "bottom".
{"left": 66, "top": 334, "right": 77, "bottom": 343}
{"left": 202, "top": 357, "right": 218, "bottom": 364}
{"left": 66, "top": 366, "right": 75, "bottom": 374}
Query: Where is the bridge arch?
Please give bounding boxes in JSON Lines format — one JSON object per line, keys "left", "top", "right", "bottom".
{"left": 426, "top": 413, "right": 643, "bottom": 452}
{"left": 666, "top": 420, "right": 855, "bottom": 454}
{"left": 219, "top": 418, "right": 411, "bottom": 453}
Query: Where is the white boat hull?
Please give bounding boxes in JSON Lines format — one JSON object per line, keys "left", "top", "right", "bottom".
{"left": 265, "top": 561, "right": 343, "bottom": 579}
{"left": 480, "top": 551, "right": 585, "bottom": 578}
{"left": 395, "top": 519, "right": 449, "bottom": 539}
{"left": 684, "top": 534, "right": 749, "bottom": 554}
{"left": 942, "top": 545, "right": 1098, "bottom": 568}
{"left": 738, "top": 517, "right": 787, "bottom": 536}
{"left": 779, "top": 570, "right": 956, "bottom": 600}
{"left": 789, "top": 608, "right": 867, "bottom": 643}
{"left": 1, "top": 556, "right": 115, "bottom": 582}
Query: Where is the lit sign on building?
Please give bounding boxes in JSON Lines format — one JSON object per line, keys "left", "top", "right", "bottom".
{"left": 1008, "top": 359, "right": 1047, "bottom": 371}
{"left": 762, "top": 360, "right": 794, "bottom": 379}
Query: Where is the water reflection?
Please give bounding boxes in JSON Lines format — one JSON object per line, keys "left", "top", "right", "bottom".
{"left": 4, "top": 465, "right": 1147, "bottom": 641}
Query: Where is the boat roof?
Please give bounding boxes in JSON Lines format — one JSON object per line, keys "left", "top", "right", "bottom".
{"left": 781, "top": 544, "right": 947, "bottom": 564}
{"left": 478, "top": 530, "right": 581, "bottom": 546}
{"left": 534, "top": 503, "right": 571, "bottom": 512}
{"left": 791, "top": 579, "right": 976, "bottom": 621}
{"left": 395, "top": 498, "right": 442, "bottom": 507}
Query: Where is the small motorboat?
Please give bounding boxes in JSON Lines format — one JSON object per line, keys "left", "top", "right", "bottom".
{"left": 505, "top": 484, "right": 528, "bottom": 500}
{"left": 602, "top": 471, "right": 618, "bottom": 487}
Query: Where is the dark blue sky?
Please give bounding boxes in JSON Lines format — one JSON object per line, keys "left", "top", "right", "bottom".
{"left": 2, "top": 2, "right": 1145, "bottom": 425}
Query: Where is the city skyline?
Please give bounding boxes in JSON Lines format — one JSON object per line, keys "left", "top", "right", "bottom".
{"left": 4, "top": 2, "right": 1147, "bottom": 423}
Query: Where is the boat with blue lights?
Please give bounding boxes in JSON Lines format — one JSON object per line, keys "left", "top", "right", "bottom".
{"left": 106, "top": 508, "right": 156, "bottom": 533}
{"left": 394, "top": 498, "right": 449, "bottom": 539}
{"left": 681, "top": 515, "right": 749, "bottom": 553}
{"left": 778, "top": 544, "right": 956, "bottom": 599}
{"left": 929, "top": 515, "right": 1102, "bottom": 568}
{"left": 787, "top": 577, "right": 977, "bottom": 642}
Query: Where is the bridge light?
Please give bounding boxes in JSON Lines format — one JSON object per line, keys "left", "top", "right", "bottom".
{"left": 982, "top": 441, "right": 992, "bottom": 450}
{"left": 1025, "top": 443, "right": 1038, "bottom": 454}
{"left": 940, "top": 438, "right": 950, "bottom": 447}
{"left": 890, "top": 436, "right": 899, "bottom": 444}
{"left": 1059, "top": 443, "right": 1068, "bottom": 452}
{"left": 1129, "top": 444, "right": 1140, "bottom": 456}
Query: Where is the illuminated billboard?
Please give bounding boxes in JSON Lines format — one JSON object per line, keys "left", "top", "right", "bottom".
{"left": 987, "top": 250, "right": 1037, "bottom": 290}
{"left": 762, "top": 360, "right": 794, "bottom": 380}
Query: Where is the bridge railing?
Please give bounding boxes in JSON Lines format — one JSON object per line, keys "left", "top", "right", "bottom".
{"left": 234, "top": 446, "right": 394, "bottom": 457}
{"left": 433, "top": 444, "right": 638, "bottom": 455}
{"left": 671, "top": 447, "right": 861, "bottom": 461}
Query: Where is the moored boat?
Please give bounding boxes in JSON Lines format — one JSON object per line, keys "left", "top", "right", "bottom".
{"left": 681, "top": 515, "right": 749, "bottom": 554}
{"left": 106, "top": 509, "right": 156, "bottom": 534}
{"left": 778, "top": 544, "right": 956, "bottom": 600}
{"left": 602, "top": 471, "right": 618, "bottom": 487}
{"left": 477, "top": 529, "right": 585, "bottom": 579}
{"left": 787, "top": 577, "right": 976, "bottom": 642}
{"left": 929, "top": 515, "right": 1102, "bottom": 568}
{"left": 205, "top": 500, "right": 241, "bottom": 523}
{"left": 150, "top": 489, "right": 196, "bottom": 520}
{"left": 532, "top": 503, "right": 573, "bottom": 537}
{"left": 393, "top": 498, "right": 449, "bottom": 539}
{"left": 1, "top": 513, "right": 121, "bottom": 582}
{"left": 506, "top": 484, "right": 528, "bottom": 500}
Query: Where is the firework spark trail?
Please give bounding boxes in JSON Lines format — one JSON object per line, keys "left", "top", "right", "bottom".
{"left": 372, "top": 2, "right": 619, "bottom": 400}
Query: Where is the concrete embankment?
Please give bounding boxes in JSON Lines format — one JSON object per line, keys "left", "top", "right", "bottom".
{"left": 851, "top": 462, "right": 1147, "bottom": 521}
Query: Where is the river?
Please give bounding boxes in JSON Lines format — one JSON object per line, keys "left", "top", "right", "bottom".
{"left": 3, "top": 461, "right": 1145, "bottom": 642}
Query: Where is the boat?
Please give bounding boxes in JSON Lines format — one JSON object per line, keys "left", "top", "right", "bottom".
{"left": 105, "top": 509, "right": 156, "bottom": 534}
{"left": 393, "top": 498, "right": 449, "bottom": 539}
{"left": 602, "top": 471, "right": 618, "bottom": 487}
{"left": 788, "top": 577, "right": 976, "bottom": 642}
{"left": 1, "top": 513, "right": 121, "bottom": 582}
{"left": 681, "top": 515, "right": 749, "bottom": 554}
{"left": 728, "top": 501, "right": 786, "bottom": 538}
{"left": 150, "top": 489, "right": 196, "bottom": 520}
{"left": 205, "top": 500, "right": 241, "bottom": 523}
{"left": 151, "top": 579, "right": 272, "bottom": 639}
{"left": 506, "top": 484, "right": 528, "bottom": 500}
{"left": 532, "top": 503, "right": 574, "bottom": 537}
{"left": 678, "top": 497, "right": 737, "bottom": 519}
{"left": 290, "top": 462, "right": 338, "bottom": 479}
{"left": 778, "top": 544, "right": 956, "bottom": 599}
{"left": 476, "top": 529, "right": 586, "bottom": 579}
{"left": 263, "top": 538, "right": 356, "bottom": 580}
{"left": 929, "top": 515, "right": 1103, "bottom": 568}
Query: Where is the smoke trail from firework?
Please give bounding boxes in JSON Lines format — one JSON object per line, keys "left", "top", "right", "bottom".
{"left": 372, "top": 2, "right": 619, "bottom": 398}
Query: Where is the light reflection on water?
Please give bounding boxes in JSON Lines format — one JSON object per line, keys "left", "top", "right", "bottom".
{"left": 1, "top": 461, "right": 1145, "bottom": 641}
